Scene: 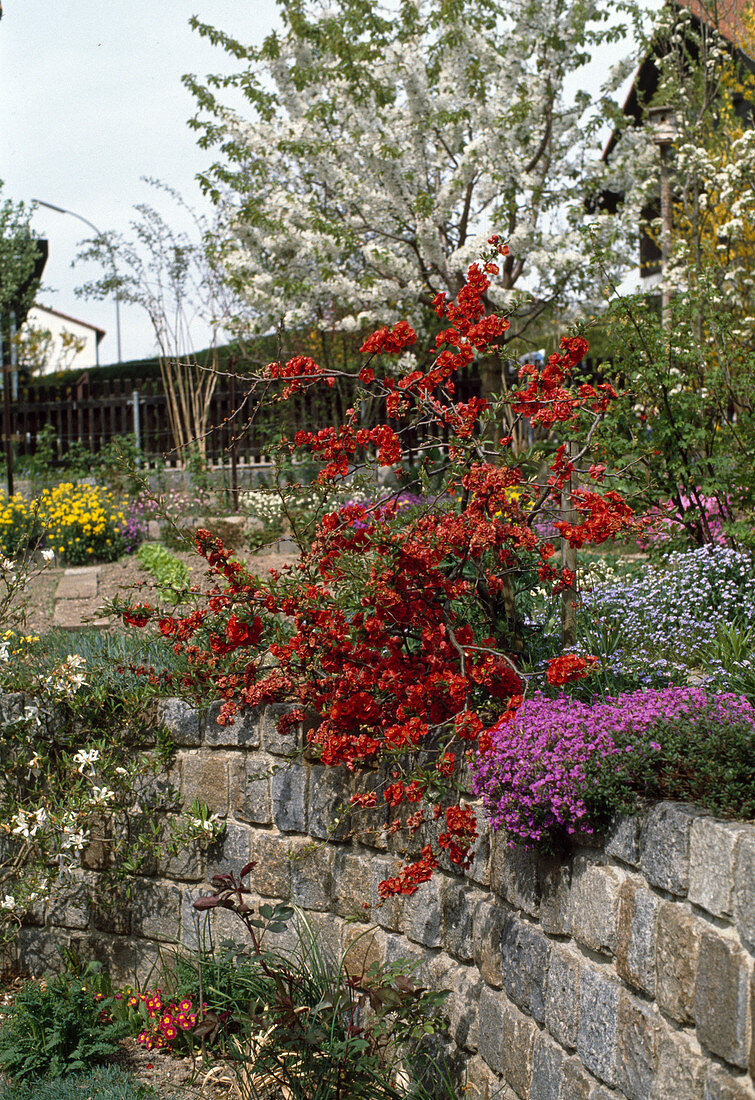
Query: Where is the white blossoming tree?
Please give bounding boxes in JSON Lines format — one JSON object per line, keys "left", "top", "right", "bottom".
{"left": 184, "top": 0, "right": 635, "bottom": 381}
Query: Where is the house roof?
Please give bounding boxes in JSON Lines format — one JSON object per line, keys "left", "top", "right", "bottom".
{"left": 602, "top": 0, "right": 754, "bottom": 163}
{"left": 31, "top": 304, "right": 106, "bottom": 343}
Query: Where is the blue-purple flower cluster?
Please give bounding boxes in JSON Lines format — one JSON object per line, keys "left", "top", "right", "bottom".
{"left": 580, "top": 545, "right": 755, "bottom": 687}
{"left": 472, "top": 686, "right": 755, "bottom": 845}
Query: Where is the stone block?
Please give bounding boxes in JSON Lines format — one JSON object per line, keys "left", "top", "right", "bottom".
{"left": 540, "top": 856, "right": 572, "bottom": 935}
{"left": 381, "top": 931, "right": 429, "bottom": 977}
{"left": 490, "top": 836, "right": 540, "bottom": 916}
{"left": 332, "top": 849, "right": 373, "bottom": 922}
{"left": 545, "top": 944, "right": 582, "bottom": 1049}
{"left": 466, "top": 1053, "right": 505, "bottom": 1100}
{"left": 639, "top": 801, "right": 699, "bottom": 896}
{"left": 260, "top": 704, "right": 300, "bottom": 756}
{"left": 91, "top": 878, "right": 131, "bottom": 935}
{"left": 0, "top": 692, "right": 25, "bottom": 724}
{"left": 271, "top": 761, "right": 308, "bottom": 833}
{"left": 48, "top": 874, "right": 92, "bottom": 930}
{"left": 180, "top": 751, "right": 228, "bottom": 815}
{"left": 569, "top": 858, "right": 622, "bottom": 956}
{"left": 369, "top": 858, "right": 404, "bottom": 932}
{"left": 499, "top": 911, "right": 551, "bottom": 1024}
{"left": 308, "top": 765, "right": 351, "bottom": 841}
{"left": 498, "top": 999, "right": 537, "bottom": 1098}
{"left": 131, "top": 754, "right": 181, "bottom": 812}
{"left": 14, "top": 928, "right": 67, "bottom": 975}
{"left": 577, "top": 966, "right": 620, "bottom": 1086}
{"left": 689, "top": 817, "right": 747, "bottom": 919}
{"left": 616, "top": 880, "right": 660, "bottom": 996}
{"left": 157, "top": 697, "right": 201, "bottom": 746}
{"left": 732, "top": 828, "right": 755, "bottom": 949}
{"left": 289, "top": 839, "right": 333, "bottom": 910}
{"left": 473, "top": 899, "right": 504, "bottom": 989}
{"left": 606, "top": 813, "right": 643, "bottom": 866}
{"left": 203, "top": 702, "right": 261, "bottom": 747}
{"left": 561, "top": 1057, "right": 595, "bottom": 1100}
{"left": 651, "top": 1029, "right": 706, "bottom": 1100}
{"left": 250, "top": 831, "right": 291, "bottom": 899}
{"left": 694, "top": 928, "right": 751, "bottom": 1069}
{"left": 530, "top": 1032, "right": 565, "bottom": 1100}
{"left": 703, "top": 1066, "right": 755, "bottom": 1100}
{"left": 429, "top": 960, "right": 481, "bottom": 1052}
{"left": 465, "top": 819, "right": 492, "bottom": 887}
{"left": 230, "top": 754, "right": 273, "bottom": 825}
{"left": 655, "top": 902, "right": 701, "bottom": 1024}
{"left": 206, "top": 821, "right": 251, "bottom": 879}
{"left": 477, "top": 984, "right": 507, "bottom": 1075}
{"left": 132, "top": 880, "right": 181, "bottom": 941}
{"left": 404, "top": 874, "right": 444, "bottom": 948}
{"left": 441, "top": 880, "right": 478, "bottom": 963}
{"left": 616, "top": 993, "right": 661, "bottom": 1100}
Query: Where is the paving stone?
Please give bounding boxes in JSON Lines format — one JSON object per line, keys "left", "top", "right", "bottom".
{"left": 289, "top": 839, "right": 333, "bottom": 910}
{"left": 156, "top": 699, "right": 201, "bottom": 743}
{"left": 655, "top": 902, "right": 702, "bottom": 1024}
{"left": 250, "top": 831, "right": 291, "bottom": 899}
{"left": 180, "top": 751, "right": 228, "bottom": 814}
{"left": 639, "top": 802, "right": 699, "bottom": 896}
{"left": 204, "top": 702, "right": 261, "bottom": 748}
{"left": 703, "top": 1066, "right": 755, "bottom": 1100}
{"left": 271, "top": 761, "right": 308, "bottom": 832}
{"left": 616, "top": 880, "right": 660, "bottom": 996}
{"left": 577, "top": 966, "right": 620, "bottom": 1086}
{"left": 606, "top": 813, "right": 643, "bottom": 866}
{"left": 56, "top": 568, "right": 98, "bottom": 599}
{"left": 689, "top": 817, "right": 748, "bottom": 919}
{"left": 694, "top": 928, "right": 751, "bottom": 1069}
{"left": 545, "top": 943, "right": 582, "bottom": 1049}
{"left": 441, "top": 880, "right": 477, "bottom": 963}
{"left": 473, "top": 899, "right": 504, "bottom": 989}
{"left": 569, "top": 858, "right": 622, "bottom": 956}
{"left": 651, "top": 1029, "right": 706, "bottom": 1100}
{"left": 530, "top": 1032, "right": 565, "bottom": 1100}
{"left": 230, "top": 753, "right": 273, "bottom": 825}
{"left": 53, "top": 598, "right": 106, "bottom": 629}
{"left": 732, "top": 828, "right": 755, "bottom": 949}
{"left": 499, "top": 911, "right": 551, "bottom": 1023}
{"left": 616, "top": 993, "right": 662, "bottom": 1100}
{"left": 490, "top": 835, "right": 541, "bottom": 916}
{"left": 308, "top": 765, "right": 351, "bottom": 841}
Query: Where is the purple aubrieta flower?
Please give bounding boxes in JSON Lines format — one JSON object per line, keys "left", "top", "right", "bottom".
{"left": 471, "top": 687, "right": 755, "bottom": 846}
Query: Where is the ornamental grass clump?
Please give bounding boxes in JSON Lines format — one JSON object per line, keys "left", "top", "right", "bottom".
{"left": 472, "top": 686, "right": 755, "bottom": 849}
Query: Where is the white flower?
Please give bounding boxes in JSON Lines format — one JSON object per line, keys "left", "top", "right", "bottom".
{"left": 0, "top": 895, "right": 16, "bottom": 911}
{"left": 0, "top": 557, "right": 15, "bottom": 573}
{"left": 72, "top": 748, "right": 100, "bottom": 775}
{"left": 91, "top": 786, "right": 115, "bottom": 804}
{"left": 41, "top": 549, "right": 55, "bottom": 561}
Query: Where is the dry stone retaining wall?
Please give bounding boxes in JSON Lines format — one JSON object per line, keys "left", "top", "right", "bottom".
{"left": 15, "top": 699, "right": 755, "bottom": 1098}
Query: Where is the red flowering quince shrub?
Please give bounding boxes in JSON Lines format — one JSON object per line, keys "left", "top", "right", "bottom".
{"left": 114, "top": 242, "right": 638, "bottom": 896}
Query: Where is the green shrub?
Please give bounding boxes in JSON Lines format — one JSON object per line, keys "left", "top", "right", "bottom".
{"left": 0, "top": 1065, "right": 159, "bottom": 1100}
{"left": 0, "top": 973, "right": 128, "bottom": 1082}
{"left": 136, "top": 543, "right": 189, "bottom": 600}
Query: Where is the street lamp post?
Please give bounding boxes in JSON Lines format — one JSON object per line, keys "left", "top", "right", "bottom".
{"left": 33, "top": 200, "right": 122, "bottom": 363}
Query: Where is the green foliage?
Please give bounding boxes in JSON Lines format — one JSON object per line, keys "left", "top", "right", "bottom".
{"left": 0, "top": 185, "right": 41, "bottom": 325}
{"left": 136, "top": 542, "right": 189, "bottom": 600}
{"left": 0, "top": 970, "right": 128, "bottom": 1082}
{"left": 583, "top": 705, "right": 755, "bottom": 826}
{"left": 0, "top": 1065, "right": 159, "bottom": 1100}
{"left": 693, "top": 621, "right": 755, "bottom": 706}
{"left": 16, "top": 426, "right": 58, "bottom": 492}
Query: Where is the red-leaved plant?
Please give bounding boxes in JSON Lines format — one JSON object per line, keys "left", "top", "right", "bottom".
{"left": 115, "top": 243, "right": 637, "bottom": 894}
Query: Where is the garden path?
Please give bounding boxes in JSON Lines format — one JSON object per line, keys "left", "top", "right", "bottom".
{"left": 52, "top": 566, "right": 112, "bottom": 630}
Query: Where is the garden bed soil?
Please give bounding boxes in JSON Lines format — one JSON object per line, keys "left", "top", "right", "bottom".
{"left": 15, "top": 545, "right": 300, "bottom": 639}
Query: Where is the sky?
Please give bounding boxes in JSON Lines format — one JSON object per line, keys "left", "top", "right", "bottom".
{"left": 1, "top": 1, "right": 646, "bottom": 367}
{"left": 1, "top": 1, "right": 282, "bottom": 364}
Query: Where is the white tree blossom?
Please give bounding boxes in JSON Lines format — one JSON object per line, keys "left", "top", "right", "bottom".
{"left": 185, "top": 0, "right": 635, "bottom": 346}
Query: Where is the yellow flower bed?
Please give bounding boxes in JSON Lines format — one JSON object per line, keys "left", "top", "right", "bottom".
{"left": 0, "top": 485, "right": 126, "bottom": 565}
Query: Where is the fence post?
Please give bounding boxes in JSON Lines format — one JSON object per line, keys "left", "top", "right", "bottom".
{"left": 131, "top": 390, "right": 141, "bottom": 466}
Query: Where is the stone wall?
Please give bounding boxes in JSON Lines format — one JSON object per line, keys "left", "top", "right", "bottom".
{"left": 15, "top": 699, "right": 755, "bottom": 1098}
